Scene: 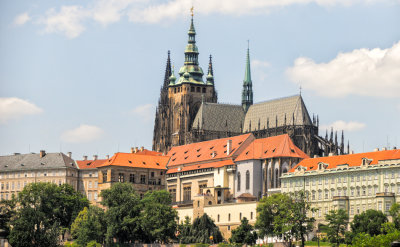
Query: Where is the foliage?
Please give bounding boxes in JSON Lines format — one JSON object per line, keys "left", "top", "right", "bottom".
{"left": 179, "top": 213, "right": 223, "bottom": 244}
{"left": 351, "top": 222, "right": 400, "bottom": 247}
{"left": 229, "top": 217, "right": 257, "bottom": 245}
{"left": 86, "top": 240, "right": 102, "bottom": 247}
{"left": 8, "top": 182, "right": 89, "bottom": 247}
{"left": 390, "top": 203, "right": 400, "bottom": 229}
{"left": 350, "top": 209, "right": 387, "bottom": 237}
{"left": 140, "top": 190, "right": 178, "bottom": 243}
{"left": 100, "top": 182, "right": 142, "bottom": 244}
{"left": 178, "top": 216, "right": 193, "bottom": 243}
{"left": 256, "top": 191, "right": 315, "bottom": 247}
{"left": 64, "top": 242, "right": 79, "bottom": 247}
{"left": 0, "top": 196, "right": 16, "bottom": 238}
{"left": 324, "top": 209, "right": 349, "bottom": 247}
{"left": 71, "top": 206, "right": 106, "bottom": 246}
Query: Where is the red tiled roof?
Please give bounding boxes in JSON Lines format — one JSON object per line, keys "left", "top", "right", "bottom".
{"left": 76, "top": 159, "right": 107, "bottom": 169}
{"left": 134, "top": 149, "right": 163, "bottom": 156}
{"left": 166, "top": 159, "right": 234, "bottom": 174}
{"left": 235, "top": 134, "right": 309, "bottom": 162}
{"left": 290, "top": 149, "right": 400, "bottom": 172}
{"left": 167, "top": 133, "right": 254, "bottom": 167}
{"left": 97, "top": 152, "right": 169, "bottom": 170}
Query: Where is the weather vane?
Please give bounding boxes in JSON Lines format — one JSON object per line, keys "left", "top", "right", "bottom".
{"left": 191, "top": 6, "right": 194, "bottom": 17}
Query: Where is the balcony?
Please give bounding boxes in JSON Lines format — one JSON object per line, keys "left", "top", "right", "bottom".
{"left": 376, "top": 192, "right": 395, "bottom": 197}
{"left": 171, "top": 200, "right": 193, "bottom": 206}
{"left": 332, "top": 196, "right": 349, "bottom": 200}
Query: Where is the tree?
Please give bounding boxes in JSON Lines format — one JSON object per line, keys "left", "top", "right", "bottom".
{"left": 0, "top": 196, "right": 16, "bottom": 238}
{"left": 100, "top": 182, "right": 142, "bottom": 244}
{"left": 178, "top": 216, "right": 192, "bottom": 244}
{"left": 351, "top": 222, "right": 400, "bottom": 247}
{"left": 189, "top": 213, "right": 223, "bottom": 244}
{"left": 256, "top": 191, "right": 315, "bottom": 247}
{"left": 229, "top": 217, "right": 257, "bottom": 245}
{"left": 8, "top": 182, "right": 89, "bottom": 247}
{"left": 351, "top": 209, "right": 387, "bottom": 236}
{"left": 71, "top": 206, "right": 106, "bottom": 246}
{"left": 140, "top": 190, "right": 178, "bottom": 243}
{"left": 325, "top": 209, "right": 349, "bottom": 246}
{"left": 390, "top": 203, "right": 400, "bottom": 229}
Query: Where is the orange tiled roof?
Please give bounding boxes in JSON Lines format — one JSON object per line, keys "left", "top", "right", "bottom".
{"left": 97, "top": 152, "right": 169, "bottom": 170}
{"left": 167, "top": 133, "right": 253, "bottom": 167}
{"left": 235, "top": 134, "right": 309, "bottom": 162}
{"left": 76, "top": 159, "right": 107, "bottom": 169}
{"left": 134, "top": 149, "right": 163, "bottom": 156}
{"left": 166, "top": 159, "right": 234, "bottom": 174}
{"left": 290, "top": 149, "right": 400, "bottom": 172}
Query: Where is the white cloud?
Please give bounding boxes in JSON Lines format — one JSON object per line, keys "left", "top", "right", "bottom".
{"left": 320, "top": 120, "right": 366, "bottom": 132}
{"left": 61, "top": 124, "right": 104, "bottom": 143}
{"left": 287, "top": 41, "right": 400, "bottom": 98}
{"left": 35, "top": 0, "right": 393, "bottom": 38}
{"left": 0, "top": 97, "right": 43, "bottom": 124}
{"left": 13, "top": 12, "right": 31, "bottom": 26}
{"left": 40, "top": 6, "right": 90, "bottom": 39}
{"left": 131, "top": 104, "right": 154, "bottom": 121}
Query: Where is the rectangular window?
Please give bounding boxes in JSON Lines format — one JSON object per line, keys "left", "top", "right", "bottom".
{"left": 169, "top": 188, "right": 177, "bottom": 203}
{"left": 374, "top": 186, "right": 378, "bottom": 195}
{"left": 140, "top": 175, "right": 146, "bottom": 184}
{"left": 129, "top": 174, "right": 135, "bottom": 183}
{"left": 312, "top": 191, "right": 316, "bottom": 200}
{"left": 368, "top": 187, "right": 372, "bottom": 196}
{"left": 363, "top": 175, "right": 366, "bottom": 181}
{"left": 351, "top": 188, "right": 354, "bottom": 197}
{"left": 183, "top": 186, "right": 191, "bottom": 201}
{"left": 343, "top": 188, "right": 347, "bottom": 196}
{"left": 357, "top": 188, "right": 360, "bottom": 197}
{"left": 118, "top": 173, "right": 124, "bottom": 183}
{"left": 378, "top": 202, "right": 382, "bottom": 211}
{"left": 338, "top": 177, "right": 341, "bottom": 183}
{"left": 11, "top": 182, "right": 14, "bottom": 190}
{"left": 306, "top": 179, "right": 309, "bottom": 186}
{"left": 386, "top": 202, "right": 391, "bottom": 212}
{"left": 151, "top": 172, "right": 155, "bottom": 178}
{"left": 94, "top": 192, "right": 98, "bottom": 201}
{"left": 199, "top": 183, "right": 207, "bottom": 194}
{"left": 102, "top": 171, "right": 107, "bottom": 183}
{"left": 88, "top": 192, "right": 92, "bottom": 200}
{"left": 325, "top": 178, "right": 328, "bottom": 185}
{"left": 318, "top": 191, "right": 322, "bottom": 200}
{"left": 351, "top": 176, "right": 354, "bottom": 182}
{"left": 357, "top": 175, "right": 360, "bottom": 182}
{"left": 375, "top": 174, "right": 378, "bottom": 180}
{"left": 331, "top": 178, "right": 334, "bottom": 184}
{"left": 325, "top": 191, "right": 328, "bottom": 199}
{"left": 88, "top": 181, "right": 92, "bottom": 189}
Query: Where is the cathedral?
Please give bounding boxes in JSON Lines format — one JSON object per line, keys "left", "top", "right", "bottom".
{"left": 152, "top": 14, "right": 347, "bottom": 157}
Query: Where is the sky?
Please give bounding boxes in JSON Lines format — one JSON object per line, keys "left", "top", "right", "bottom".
{"left": 0, "top": 0, "right": 399, "bottom": 160}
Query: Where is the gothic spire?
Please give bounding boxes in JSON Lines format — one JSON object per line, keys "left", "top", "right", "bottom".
{"left": 242, "top": 41, "right": 253, "bottom": 113}
{"left": 206, "top": 55, "right": 214, "bottom": 85}
{"left": 163, "top": 50, "right": 172, "bottom": 88}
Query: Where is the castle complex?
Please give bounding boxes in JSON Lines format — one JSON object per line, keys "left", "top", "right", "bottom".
{"left": 152, "top": 15, "right": 347, "bottom": 158}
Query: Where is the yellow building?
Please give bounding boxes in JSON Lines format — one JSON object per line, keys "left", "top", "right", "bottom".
{"left": 0, "top": 150, "right": 79, "bottom": 200}
{"left": 281, "top": 148, "right": 400, "bottom": 223}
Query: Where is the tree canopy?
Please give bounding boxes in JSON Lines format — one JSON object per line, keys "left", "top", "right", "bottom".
{"left": 71, "top": 206, "right": 106, "bottom": 246}
{"left": 229, "top": 217, "right": 257, "bottom": 245}
{"left": 325, "top": 209, "right": 349, "bottom": 247}
{"left": 351, "top": 209, "right": 387, "bottom": 236}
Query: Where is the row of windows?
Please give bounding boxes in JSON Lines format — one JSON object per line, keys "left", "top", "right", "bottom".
{"left": 216, "top": 211, "right": 254, "bottom": 223}
{"left": 87, "top": 191, "right": 98, "bottom": 201}
{"left": 0, "top": 179, "right": 70, "bottom": 191}
{"left": 237, "top": 170, "right": 250, "bottom": 191}
{"left": 173, "top": 86, "right": 206, "bottom": 94}
{"left": 0, "top": 170, "right": 67, "bottom": 179}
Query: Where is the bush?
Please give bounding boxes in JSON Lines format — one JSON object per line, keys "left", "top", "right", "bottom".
{"left": 87, "top": 241, "right": 102, "bottom": 247}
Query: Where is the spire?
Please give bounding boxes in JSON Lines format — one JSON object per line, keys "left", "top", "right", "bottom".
{"left": 176, "top": 10, "right": 204, "bottom": 85}
{"left": 242, "top": 41, "right": 253, "bottom": 113}
{"left": 340, "top": 130, "right": 345, "bottom": 154}
{"left": 169, "top": 65, "right": 176, "bottom": 85}
{"left": 206, "top": 55, "right": 214, "bottom": 85}
{"left": 347, "top": 140, "right": 350, "bottom": 154}
{"left": 163, "top": 50, "right": 172, "bottom": 88}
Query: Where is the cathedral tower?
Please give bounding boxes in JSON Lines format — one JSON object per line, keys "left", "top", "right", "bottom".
{"left": 242, "top": 45, "right": 253, "bottom": 113}
{"left": 152, "top": 13, "right": 217, "bottom": 153}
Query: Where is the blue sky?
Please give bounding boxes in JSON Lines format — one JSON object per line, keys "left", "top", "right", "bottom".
{"left": 1, "top": 0, "right": 399, "bottom": 160}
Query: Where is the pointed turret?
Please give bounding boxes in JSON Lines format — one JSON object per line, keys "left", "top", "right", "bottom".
{"left": 163, "top": 51, "right": 172, "bottom": 88}
{"left": 206, "top": 55, "right": 214, "bottom": 85}
{"left": 340, "top": 130, "right": 345, "bottom": 155}
{"left": 242, "top": 42, "right": 253, "bottom": 113}
{"left": 169, "top": 66, "right": 176, "bottom": 85}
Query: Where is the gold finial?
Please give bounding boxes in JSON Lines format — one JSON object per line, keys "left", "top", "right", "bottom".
{"left": 191, "top": 6, "right": 194, "bottom": 17}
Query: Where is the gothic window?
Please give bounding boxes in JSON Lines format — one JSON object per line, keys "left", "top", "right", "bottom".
{"left": 246, "top": 170, "right": 250, "bottom": 190}
{"left": 275, "top": 168, "right": 279, "bottom": 188}
{"left": 237, "top": 172, "right": 241, "bottom": 191}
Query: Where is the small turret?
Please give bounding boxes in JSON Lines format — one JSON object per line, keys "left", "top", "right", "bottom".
{"left": 169, "top": 66, "right": 176, "bottom": 85}
{"left": 241, "top": 41, "right": 253, "bottom": 113}
{"left": 206, "top": 55, "right": 214, "bottom": 85}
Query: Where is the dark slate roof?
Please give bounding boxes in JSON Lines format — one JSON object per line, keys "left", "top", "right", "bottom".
{"left": 192, "top": 102, "right": 244, "bottom": 133}
{"left": 243, "top": 95, "right": 312, "bottom": 132}
{"left": 0, "top": 152, "right": 77, "bottom": 172}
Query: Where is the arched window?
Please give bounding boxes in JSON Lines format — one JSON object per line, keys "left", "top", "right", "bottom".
{"left": 217, "top": 214, "right": 220, "bottom": 222}
{"left": 275, "top": 168, "right": 279, "bottom": 188}
{"left": 228, "top": 213, "right": 231, "bottom": 221}
{"left": 246, "top": 170, "right": 250, "bottom": 190}
{"left": 237, "top": 172, "right": 241, "bottom": 191}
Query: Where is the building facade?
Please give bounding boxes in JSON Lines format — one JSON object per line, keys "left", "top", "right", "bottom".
{"left": 281, "top": 148, "right": 400, "bottom": 223}
{"left": 152, "top": 14, "right": 346, "bottom": 158}
{"left": 0, "top": 150, "right": 79, "bottom": 200}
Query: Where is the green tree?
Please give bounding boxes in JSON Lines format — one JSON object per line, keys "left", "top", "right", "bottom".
{"left": 8, "top": 182, "right": 89, "bottom": 247}
{"left": 177, "top": 216, "right": 192, "bottom": 244}
{"left": 100, "top": 182, "right": 142, "bottom": 244}
{"left": 140, "top": 190, "right": 178, "bottom": 243}
{"left": 351, "top": 222, "right": 400, "bottom": 247}
{"left": 0, "top": 196, "right": 16, "bottom": 238}
{"left": 390, "top": 203, "right": 400, "bottom": 229}
{"left": 229, "top": 217, "right": 257, "bottom": 245}
{"left": 324, "top": 209, "right": 349, "bottom": 246}
{"left": 190, "top": 213, "right": 223, "bottom": 244}
{"left": 71, "top": 206, "right": 106, "bottom": 246}
{"left": 256, "top": 191, "right": 315, "bottom": 247}
{"left": 351, "top": 209, "right": 387, "bottom": 236}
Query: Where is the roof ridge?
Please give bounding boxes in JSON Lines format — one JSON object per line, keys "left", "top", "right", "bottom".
{"left": 204, "top": 102, "right": 242, "bottom": 107}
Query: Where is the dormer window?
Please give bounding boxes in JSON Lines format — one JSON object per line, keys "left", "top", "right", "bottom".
{"left": 318, "top": 162, "right": 328, "bottom": 170}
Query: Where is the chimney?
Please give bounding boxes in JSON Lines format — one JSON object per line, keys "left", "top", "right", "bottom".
{"left": 93, "top": 155, "right": 98, "bottom": 160}
{"left": 351, "top": 150, "right": 354, "bottom": 154}
{"left": 83, "top": 155, "right": 88, "bottom": 160}
{"left": 394, "top": 147, "right": 397, "bottom": 150}
{"left": 67, "top": 152, "right": 72, "bottom": 158}
{"left": 374, "top": 148, "right": 379, "bottom": 152}
{"left": 382, "top": 147, "right": 387, "bottom": 151}
{"left": 328, "top": 152, "right": 334, "bottom": 157}
{"left": 313, "top": 155, "right": 319, "bottom": 158}
{"left": 140, "top": 146, "right": 144, "bottom": 152}
{"left": 106, "top": 155, "right": 110, "bottom": 159}
{"left": 227, "top": 140, "right": 232, "bottom": 156}
{"left": 40, "top": 150, "right": 46, "bottom": 158}
{"left": 134, "top": 147, "right": 139, "bottom": 153}
{"left": 131, "top": 147, "right": 134, "bottom": 154}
